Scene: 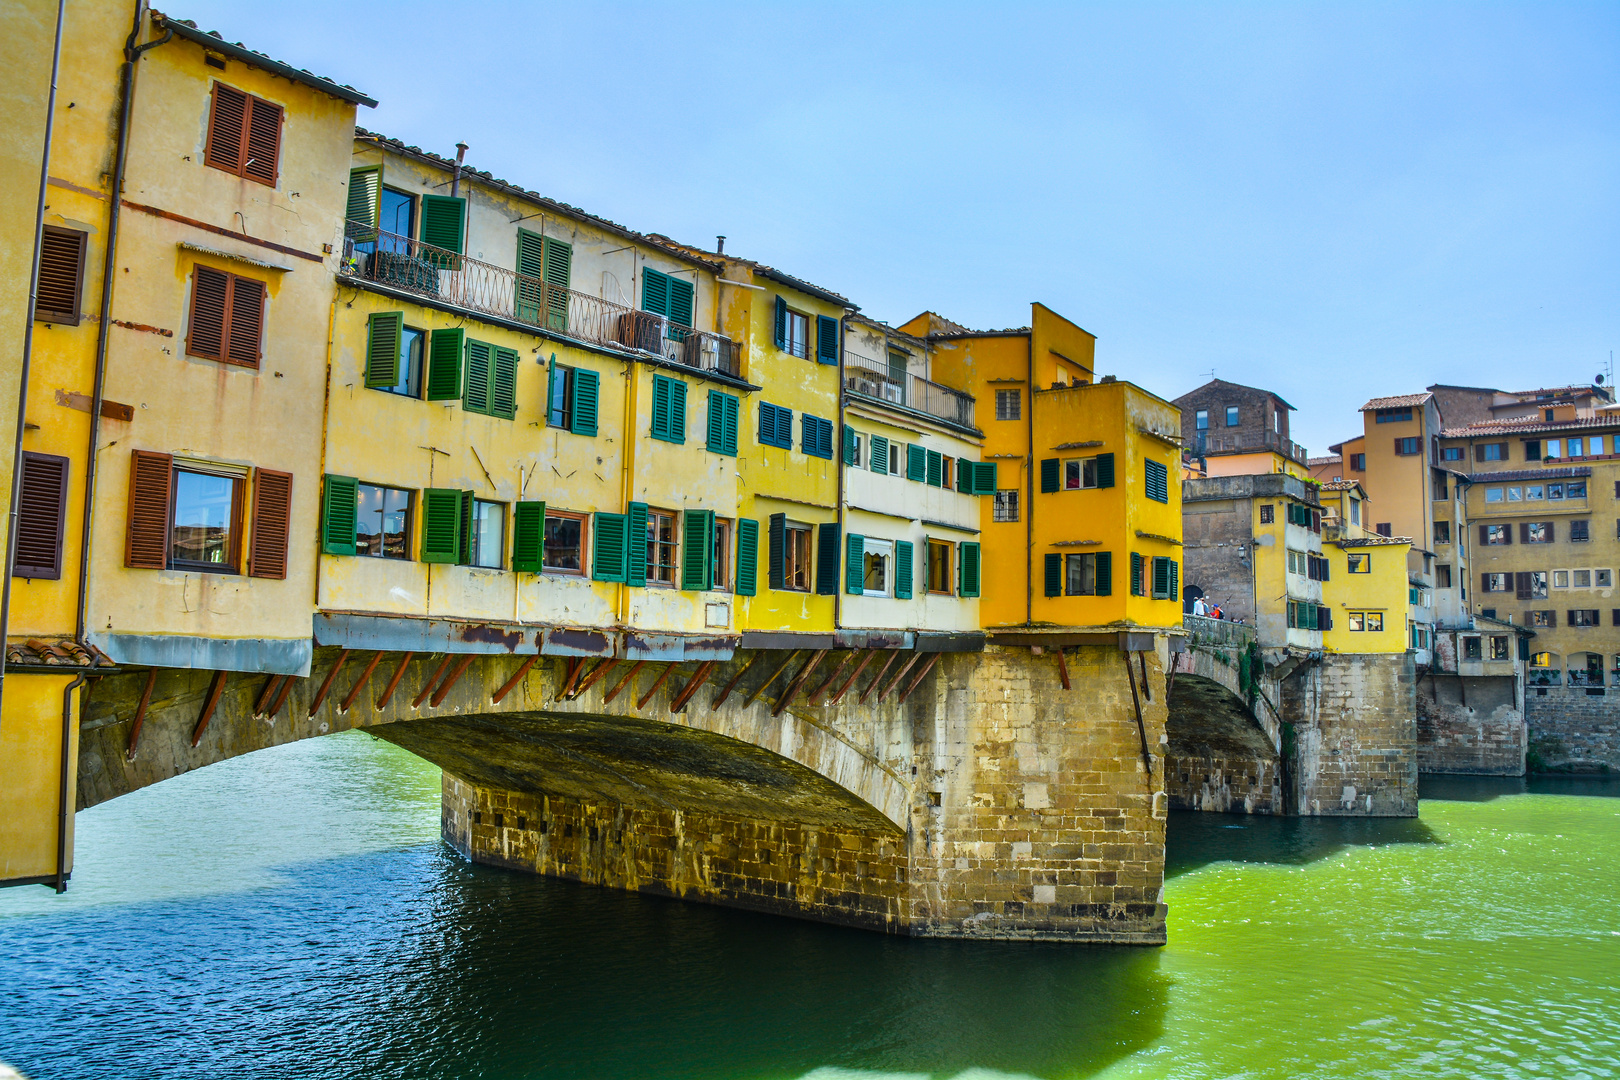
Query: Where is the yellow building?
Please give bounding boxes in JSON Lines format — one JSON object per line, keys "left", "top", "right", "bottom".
{"left": 1317, "top": 481, "right": 1412, "bottom": 654}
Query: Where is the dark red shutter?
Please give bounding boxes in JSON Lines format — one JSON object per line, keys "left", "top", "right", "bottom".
{"left": 13, "top": 452, "right": 69, "bottom": 579}
{"left": 189, "top": 266, "right": 229, "bottom": 360}
{"left": 125, "top": 450, "right": 173, "bottom": 569}
{"left": 248, "top": 468, "right": 292, "bottom": 579}
{"left": 1478, "top": 524, "right": 1488, "bottom": 546}
{"left": 34, "top": 226, "right": 87, "bottom": 323}
{"left": 206, "top": 82, "right": 248, "bottom": 175}
{"left": 242, "top": 96, "right": 282, "bottom": 186}
{"left": 226, "top": 275, "right": 264, "bottom": 366}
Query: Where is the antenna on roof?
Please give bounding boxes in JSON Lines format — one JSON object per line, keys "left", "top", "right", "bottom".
{"left": 1204, "top": 369, "right": 1216, "bottom": 382}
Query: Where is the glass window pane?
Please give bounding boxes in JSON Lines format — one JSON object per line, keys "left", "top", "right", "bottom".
{"left": 544, "top": 515, "right": 581, "bottom": 570}
{"left": 171, "top": 469, "right": 236, "bottom": 568}
{"left": 471, "top": 501, "right": 503, "bottom": 568}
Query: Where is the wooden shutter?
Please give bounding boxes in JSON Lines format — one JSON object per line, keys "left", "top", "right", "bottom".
{"left": 722, "top": 393, "right": 738, "bottom": 455}
{"left": 592, "top": 512, "right": 627, "bottom": 582}
{"left": 248, "top": 468, "right": 292, "bottom": 579}
{"left": 815, "top": 522, "right": 840, "bottom": 595}
{"left": 188, "top": 265, "right": 230, "bottom": 360}
{"left": 926, "top": 450, "right": 942, "bottom": 487}
{"left": 816, "top": 315, "right": 839, "bottom": 365}
{"left": 959, "top": 542, "right": 981, "bottom": 597}
{"left": 456, "top": 490, "right": 475, "bottom": 565}
{"left": 1130, "top": 552, "right": 1143, "bottom": 596}
{"left": 1096, "top": 453, "right": 1115, "bottom": 488}
{"left": 976, "top": 461, "right": 997, "bottom": 495}
{"left": 1168, "top": 558, "right": 1177, "bottom": 601}
{"left": 242, "top": 95, "right": 282, "bottom": 186}
{"left": 736, "top": 518, "right": 759, "bottom": 596}
{"left": 776, "top": 406, "right": 793, "bottom": 448}
{"left": 125, "top": 450, "right": 173, "bottom": 569}
{"left": 14, "top": 452, "right": 69, "bottom": 579}
{"left": 626, "top": 502, "right": 649, "bottom": 587}
{"left": 426, "top": 328, "right": 464, "bottom": 400}
{"left": 707, "top": 391, "right": 737, "bottom": 456}
{"left": 759, "top": 402, "right": 777, "bottom": 447}
{"left": 1546, "top": 522, "right": 1556, "bottom": 542}
{"left": 543, "top": 238, "right": 571, "bottom": 329}
{"left": 320, "top": 474, "right": 358, "bottom": 556}
{"left": 642, "top": 268, "right": 670, "bottom": 317}
{"left": 681, "top": 509, "right": 713, "bottom": 591}
{"left": 844, "top": 426, "right": 859, "bottom": 465}
{"left": 1474, "top": 444, "right": 1485, "bottom": 462}
{"left": 845, "top": 532, "right": 864, "bottom": 595}
{"left": 1092, "top": 550, "right": 1110, "bottom": 597}
{"left": 956, "top": 456, "right": 972, "bottom": 492}
{"left": 1044, "top": 553, "right": 1061, "bottom": 597}
{"left": 365, "top": 312, "right": 403, "bottom": 389}
{"left": 1477, "top": 525, "right": 1488, "bottom": 546}
{"left": 491, "top": 346, "right": 519, "bottom": 419}
{"left": 767, "top": 513, "right": 787, "bottom": 590}
{"left": 512, "top": 501, "right": 545, "bottom": 572}
{"left": 420, "top": 488, "right": 462, "bottom": 564}
{"left": 462, "top": 340, "right": 492, "bottom": 414}
{"left": 516, "top": 230, "right": 545, "bottom": 323}
{"left": 225, "top": 275, "right": 264, "bottom": 366}
{"left": 894, "top": 541, "right": 914, "bottom": 599}
{"left": 907, "top": 444, "right": 927, "bottom": 482}
{"left": 1516, "top": 572, "right": 1533, "bottom": 600}
{"left": 1041, "top": 458, "right": 1059, "bottom": 493}
{"left": 668, "top": 276, "right": 694, "bottom": 329}
{"left": 34, "top": 226, "right": 86, "bottom": 323}
{"left": 419, "top": 195, "right": 467, "bottom": 256}
{"left": 571, "top": 369, "right": 599, "bottom": 436}
{"left": 346, "top": 166, "right": 382, "bottom": 241}
{"left": 871, "top": 436, "right": 888, "bottom": 473}
{"left": 669, "top": 379, "right": 687, "bottom": 443}
{"left": 773, "top": 296, "right": 788, "bottom": 349}
{"left": 206, "top": 82, "right": 248, "bottom": 175}
{"left": 1152, "top": 557, "right": 1170, "bottom": 598}
{"left": 1519, "top": 523, "right": 1529, "bottom": 545}
{"left": 1144, "top": 459, "right": 1168, "bottom": 502}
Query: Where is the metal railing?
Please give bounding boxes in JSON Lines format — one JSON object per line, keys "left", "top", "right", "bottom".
{"left": 844, "top": 351, "right": 975, "bottom": 429}
{"left": 342, "top": 223, "right": 739, "bottom": 378}
{"left": 1191, "top": 430, "right": 1308, "bottom": 464}
{"left": 1182, "top": 613, "right": 1257, "bottom": 647}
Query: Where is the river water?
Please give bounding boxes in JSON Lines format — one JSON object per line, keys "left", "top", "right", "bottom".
{"left": 1, "top": 732, "right": 1616, "bottom": 1080}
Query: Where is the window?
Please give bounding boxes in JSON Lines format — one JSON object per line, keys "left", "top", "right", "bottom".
{"left": 1065, "top": 552, "right": 1109, "bottom": 596}
{"left": 1441, "top": 446, "right": 1464, "bottom": 461}
{"left": 1376, "top": 522, "right": 1392, "bottom": 537}
{"left": 650, "top": 374, "right": 688, "bottom": 444}
{"left": 169, "top": 467, "right": 242, "bottom": 572}
{"left": 1195, "top": 409, "right": 1209, "bottom": 431}
{"left": 1064, "top": 457, "right": 1103, "bottom": 489}
{"left": 1600, "top": 569, "right": 1614, "bottom": 588}
{"left": 758, "top": 402, "right": 795, "bottom": 450}
{"left": 1476, "top": 443, "right": 1507, "bottom": 461}
{"left": 1568, "top": 437, "right": 1584, "bottom": 458}
{"left": 1481, "top": 573, "right": 1510, "bottom": 593}
{"left": 12, "top": 452, "right": 69, "bottom": 579}
{"left": 1150, "top": 556, "right": 1177, "bottom": 600}
{"left": 779, "top": 303, "right": 810, "bottom": 359}
{"left": 1350, "top": 453, "right": 1366, "bottom": 471}
{"left": 459, "top": 340, "right": 518, "bottom": 419}
{"left": 1485, "top": 487, "right": 1504, "bottom": 503}
{"left": 994, "top": 490, "right": 1020, "bottom": 522}
{"left": 1348, "top": 611, "right": 1384, "bottom": 631}
{"left": 1570, "top": 609, "right": 1600, "bottom": 627}
{"left": 1375, "top": 408, "right": 1413, "bottom": 423}
{"left": 707, "top": 390, "right": 740, "bottom": 456}
{"left": 1287, "top": 549, "right": 1308, "bottom": 576}
{"left": 996, "top": 390, "right": 1022, "bottom": 420}
{"left": 545, "top": 364, "right": 599, "bottom": 436}
{"left": 544, "top": 511, "right": 586, "bottom": 573}
{"left": 356, "top": 484, "right": 411, "bottom": 559}
{"left": 1350, "top": 499, "right": 1361, "bottom": 525}
{"left": 927, "top": 540, "right": 953, "bottom": 594}
{"left": 1528, "top": 611, "right": 1554, "bottom": 627}
{"left": 34, "top": 226, "right": 87, "bottom": 323}
{"left": 771, "top": 519, "right": 812, "bottom": 592}
{"left": 1274, "top": 410, "right": 1281, "bottom": 434}
{"left": 1346, "top": 552, "right": 1370, "bottom": 574}
{"left": 364, "top": 317, "right": 423, "bottom": 398}
{"left": 642, "top": 267, "right": 695, "bottom": 333}
{"left": 1523, "top": 522, "right": 1553, "bottom": 544}
{"left": 645, "top": 510, "right": 677, "bottom": 586}
{"left": 1364, "top": 612, "right": 1384, "bottom": 631}
{"left": 1144, "top": 459, "right": 1169, "bottom": 503}
{"left": 1394, "top": 437, "right": 1420, "bottom": 456}
{"left": 862, "top": 538, "right": 892, "bottom": 597}
{"left": 187, "top": 265, "right": 265, "bottom": 368}
{"left": 205, "top": 82, "right": 282, "bottom": 185}
{"left": 1225, "top": 406, "right": 1239, "bottom": 427}
{"left": 1523, "top": 440, "right": 1541, "bottom": 461}
{"left": 1574, "top": 569, "right": 1592, "bottom": 588}
{"left": 941, "top": 456, "right": 953, "bottom": 490}
{"left": 1571, "top": 520, "right": 1590, "bottom": 542}
{"left": 711, "top": 518, "right": 732, "bottom": 591}
{"left": 1518, "top": 571, "right": 1549, "bottom": 599}
{"left": 351, "top": 186, "right": 416, "bottom": 256}
{"left": 802, "top": 414, "right": 834, "bottom": 459}
{"left": 1553, "top": 570, "right": 1569, "bottom": 588}
{"left": 1434, "top": 477, "right": 1448, "bottom": 500}
{"left": 1434, "top": 520, "right": 1450, "bottom": 544}
{"left": 468, "top": 500, "right": 504, "bottom": 568}
{"left": 1546, "top": 440, "right": 1562, "bottom": 460}
{"left": 1463, "top": 636, "right": 1483, "bottom": 660}
{"left": 1481, "top": 524, "right": 1511, "bottom": 545}
{"left": 1260, "top": 504, "right": 1274, "bottom": 524}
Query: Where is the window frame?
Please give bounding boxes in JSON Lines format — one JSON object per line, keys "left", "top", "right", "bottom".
{"left": 995, "top": 389, "right": 1022, "bottom": 421}
{"left": 543, "top": 509, "right": 588, "bottom": 575}
{"left": 927, "top": 539, "right": 953, "bottom": 595}
{"left": 711, "top": 517, "right": 733, "bottom": 592}
{"left": 783, "top": 308, "right": 810, "bottom": 359}
{"left": 993, "top": 489, "right": 1020, "bottom": 523}
{"left": 355, "top": 482, "right": 413, "bottom": 560}
{"left": 168, "top": 463, "right": 245, "bottom": 574}
{"left": 1064, "top": 456, "right": 1099, "bottom": 490}
{"left": 1347, "top": 552, "right": 1370, "bottom": 574}
{"left": 1225, "top": 406, "right": 1239, "bottom": 427}
{"left": 782, "top": 521, "right": 812, "bottom": 592}
{"left": 467, "top": 498, "right": 505, "bottom": 569}
{"left": 861, "top": 537, "right": 894, "bottom": 598}
{"left": 645, "top": 508, "right": 678, "bottom": 587}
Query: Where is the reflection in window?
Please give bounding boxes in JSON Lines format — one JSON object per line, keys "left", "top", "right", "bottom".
{"left": 356, "top": 483, "right": 411, "bottom": 558}
{"left": 544, "top": 512, "right": 584, "bottom": 573}
{"left": 646, "top": 511, "right": 677, "bottom": 585}
{"left": 376, "top": 326, "right": 424, "bottom": 398}
{"left": 470, "top": 500, "right": 504, "bottom": 569}
{"left": 170, "top": 468, "right": 238, "bottom": 570}
{"left": 353, "top": 187, "right": 416, "bottom": 256}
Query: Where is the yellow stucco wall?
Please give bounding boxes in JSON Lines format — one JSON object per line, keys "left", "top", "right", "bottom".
{"left": 1323, "top": 540, "right": 1411, "bottom": 654}
{"left": 0, "top": 674, "right": 78, "bottom": 885}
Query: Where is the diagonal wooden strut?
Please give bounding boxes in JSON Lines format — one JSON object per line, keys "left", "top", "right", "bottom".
{"left": 636, "top": 662, "right": 681, "bottom": 710}
{"left": 567, "top": 657, "right": 619, "bottom": 700}
{"left": 429, "top": 654, "right": 477, "bottom": 707}
{"left": 339, "top": 651, "right": 385, "bottom": 713}
{"left": 253, "top": 673, "right": 285, "bottom": 716}
{"left": 710, "top": 652, "right": 762, "bottom": 711}
{"left": 772, "top": 649, "right": 828, "bottom": 717}
{"left": 805, "top": 650, "right": 853, "bottom": 704}
{"left": 555, "top": 656, "right": 586, "bottom": 701}
{"left": 859, "top": 650, "right": 901, "bottom": 704}
{"left": 603, "top": 660, "right": 645, "bottom": 704}
{"left": 896, "top": 653, "right": 940, "bottom": 704}
{"left": 744, "top": 650, "right": 800, "bottom": 709}
{"left": 267, "top": 671, "right": 297, "bottom": 719}
{"left": 876, "top": 652, "right": 922, "bottom": 702}
{"left": 308, "top": 649, "right": 350, "bottom": 716}
{"left": 190, "top": 670, "right": 228, "bottom": 747}
{"left": 124, "top": 667, "right": 158, "bottom": 760}
{"left": 827, "top": 649, "right": 877, "bottom": 706}
{"left": 375, "top": 651, "right": 415, "bottom": 710}
{"left": 668, "top": 660, "right": 715, "bottom": 712}
{"left": 411, "top": 655, "right": 454, "bottom": 709}
{"left": 491, "top": 653, "right": 540, "bottom": 705}
{"left": 1056, "top": 647, "right": 1070, "bottom": 690}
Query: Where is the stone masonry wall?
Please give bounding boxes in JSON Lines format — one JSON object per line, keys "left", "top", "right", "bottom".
{"left": 1524, "top": 689, "right": 1620, "bottom": 772}
{"left": 1282, "top": 652, "right": 1417, "bottom": 816}
{"left": 1416, "top": 674, "right": 1525, "bottom": 776}
{"left": 1165, "top": 754, "right": 1281, "bottom": 814}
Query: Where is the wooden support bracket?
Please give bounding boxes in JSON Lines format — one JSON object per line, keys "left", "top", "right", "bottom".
{"left": 603, "top": 660, "right": 645, "bottom": 704}
{"left": 339, "top": 651, "right": 385, "bottom": 714}
{"left": 1123, "top": 648, "right": 1154, "bottom": 785}
{"left": 772, "top": 649, "right": 827, "bottom": 717}
{"left": 710, "top": 652, "right": 762, "bottom": 711}
{"left": 636, "top": 662, "right": 681, "bottom": 710}
{"left": 744, "top": 650, "right": 801, "bottom": 709}
{"left": 858, "top": 650, "right": 901, "bottom": 704}
{"left": 568, "top": 657, "right": 619, "bottom": 700}
{"left": 1138, "top": 652, "right": 1152, "bottom": 701}
{"left": 375, "top": 651, "right": 415, "bottom": 710}
{"left": 828, "top": 649, "right": 877, "bottom": 705}
{"left": 124, "top": 667, "right": 157, "bottom": 760}
{"left": 491, "top": 654, "right": 540, "bottom": 705}
{"left": 307, "top": 649, "right": 350, "bottom": 717}
{"left": 190, "top": 670, "right": 228, "bottom": 747}
{"left": 1056, "top": 647, "right": 1071, "bottom": 690}
{"left": 555, "top": 656, "right": 586, "bottom": 701}
{"left": 429, "top": 654, "right": 477, "bottom": 707}
{"left": 253, "top": 673, "right": 284, "bottom": 716}
{"left": 267, "top": 671, "right": 297, "bottom": 719}
{"left": 668, "top": 660, "right": 715, "bottom": 713}
{"left": 896, "top": 653, "right": 940, "bottom": 704}
{"left": 805, "top": 650, "right": 854, "bottom": 705}
{"left": 877, "top": 652, "right": 922, "bottom": 702}
{"left": 411, "top": 655, "right": 454, "bottom": 709}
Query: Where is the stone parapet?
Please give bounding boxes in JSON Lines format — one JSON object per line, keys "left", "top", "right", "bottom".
{"left": 1416, "top": 673, "right": 1525, "bottom": 776}
{"left": 1525, "top": 689, "right": 1620, "bottom": 772}
{"left": 1281, "top": 652, "right": 1418, "bottom": 816}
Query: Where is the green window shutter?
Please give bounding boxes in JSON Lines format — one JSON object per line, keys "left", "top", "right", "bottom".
{"left": 681, "top": 509, "right": 713, "bottom": 590}
{"left": 975, "top": 461, "right": 997, "bottom": 495}
{"left": 843, "top": 425, "right": 858, "bottom": 465}
{"left": 651, "top": 375, "right": 673, "bottom": 440}
{"left": 512, "top": 501, "right": 546, "bottom": 572}
{"left": 776, "top": 407, "right": 794, "bottom": 448}
{"left": 773, "top": 296, "right": 788, "bottom": 349}
{"left": 815, "top": 522, "right": 840, "bottom": 595}
{"left": 592, "top": 512, "right": 628, "bottom": 582}
{"left": 625, "top": 502, "right": 649, "bottom": 587}
{"left": 668, "top": 277, "right": 694, "bottom": 329}
{"left": 768, "top": 513, "right": 786, "bottom": 589}
{"left": 870, "top": 435, "right": 888, "bottom": 473}
{"left": 426, "top": 328, "right": 464, "bottom": 400}
{"left": 1169, "top": 559, "right": 1179, "bottom": 602}
{"left": 463, "top": 340, "right": 492, "bottom": 414}
{"left": 1130, "top": 551, "right": 1143, "bottom": 596}
{"left": 491, "top": 346, "right": 518, "bottom": 419}
{"left": 1152, "top": 557, "right": 1170, "bottom": 599}
{"left": 956, "top": 457, "right": 972, "bottom": 492}
{"left": 571, "top": 369, "right": 599, "bottom": 436}
{"left": 516, "top": 229, "right": 546, "bottom": 322}
{"left": 543, "top": 237, "right": 571, "bottom": 330}
{"left": 922, "top": 538, "right": 931, "bottom": 590}
{"left": 759, "top": 402, "right": 777, "bottom": 447}
{"left": 642, "top": 268, "right": 670, "bottom": 317}
{"left": 907, "top": 443, "right": 926, "bottom": 481}
{"left": 420, "top": 488, "right": 462, "bottom": 564}
{"left": 364, "top": 311, "right": 402, "bottom": 389}
{"left": 845, "top": 531, "right": 864, "bottom": 595}
{"left": 894, "top": 540, "right": 914, "bottom": 599}
{"left": 1144, "top": 459, "right": 1168, "bottom": 503}
{"left": 721, "top": 393, "right": 738, "bottom": 454}
{"left": 669, "top": 380, "right": 687, "bottom": 443}
{"left": 816, "top": 315, "right": 839, "bottom": 365}
{"left": 735, "top": 518, "right": 759, "bottom": 596}
{"left": 1041, "top": 458, "right": 1059, "bottom": 493}
{"left": 456, "top": 490, "right": 474, "bottom": 565}
{"left": 1095, "top": 551, "right": 1112, "bottom": 596}
{"left": 959, "top": 542, "right": 981, "bottom": 597}
{"left": 419, "top": 195, "right": 466, "bottom": 257}
{"left": 1096, "top": 452, "right": 1115, "bottom": 489}
{"left": 320, "top": 474, "right": 358, "bottom": 556}
{"left": 926, "top": 450, "right": 942, "bottom": 487}
{"left": 345, "top": 166, "right": 382, "bottom": 241}
{"left": 1045, "top": 553, "right": 1062, "bottom": 596}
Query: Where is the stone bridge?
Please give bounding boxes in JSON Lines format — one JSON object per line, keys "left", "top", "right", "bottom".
{"left": 75, "top": 628, "right": 1173, "bottom": 942}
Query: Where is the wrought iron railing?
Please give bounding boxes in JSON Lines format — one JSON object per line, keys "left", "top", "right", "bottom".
{"left": 342, "top": 223, "right": 739, "bottom": 378}
{"left": 844, "top": 352, "right": 975, "bottom": 429}
{"left": 1191, "top": 430, "right": 1308, "bottom": 464}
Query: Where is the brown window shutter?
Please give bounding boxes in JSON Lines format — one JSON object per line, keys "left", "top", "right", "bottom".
{"left": 1478, "top": 524, "right": 1488, "bottom": 545}
{"left": 189, "top": 265, "right": 229, "bottom": 360}
{"left": 14, "top": 452, "right": 69, "bottom": 579}
{"left": 242, "top": 96, "right": 282, "bottom": 186}
{"left": 1516, "top": 572, "right": 1532, "bottom": 600}
{"left": 248, "top": 468, "right": 292, "bottom": 579}
{"left": 1519, "top": 523, "right": 1528, "bottom": 544}
{"left": 34, "top": 226, "right": 87, "bottom": 323}
{"left": 206, "top": 82, "right": 248, "bottom": 175}
{"left": 1547, "top": 522, "right": 1556, "bottom": 542}
{"left": 226, "top": 275, "right": 264, "bottom": 366}
{"left": 1474, "top": 444, "right": 1484, "bottom": 462}
{"left": 125, "top": 450, "right": 173, "bottom": 569}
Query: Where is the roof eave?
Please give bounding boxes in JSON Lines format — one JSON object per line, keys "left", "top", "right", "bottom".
{"left": 155, "top": 15, "right": 377, "bottom": 107}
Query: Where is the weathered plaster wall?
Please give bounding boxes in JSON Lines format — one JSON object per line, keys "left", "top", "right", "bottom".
{"left": 1282, "top": 652, "right": 1418, "bottom": 816}
{"left": 1525, "top": 690, "right": 1620, "bottom": 772}
{"left": 1416, "top": 673, "right": 1525, "bottom": 776}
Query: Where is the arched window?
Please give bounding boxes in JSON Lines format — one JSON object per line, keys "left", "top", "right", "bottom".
{"left": 1528, "top": 652, "right": 1561, "bottom": 687}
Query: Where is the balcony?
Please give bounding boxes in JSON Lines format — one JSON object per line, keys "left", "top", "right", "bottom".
{"left": 844, "top": 351, "right": 975, "bottom": 430}
{"left": 1191, "top": 430, "right": 1308, "bottom": 464}
{"left": 1183, "top": 613, "right": 1256, "bottom": 648}
{"left": 342, "top": 224, "right": 739, "bottom": 379}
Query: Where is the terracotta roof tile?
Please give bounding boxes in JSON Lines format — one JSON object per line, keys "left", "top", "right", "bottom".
{"left": 1442, "top": 416, "right": 1620, "bottom": 438}
{"left": 1360, "top": 393, "right": 1432, "bottom": 411}
{"left": 5, "top": 638, "right": 115, "bottom": 669}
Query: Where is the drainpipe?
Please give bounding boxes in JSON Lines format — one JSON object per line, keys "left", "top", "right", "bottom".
{"left": 1024, "top": 334, "right": 1034, "bottom": 626}
{"left": 77, "top": 3, "right": 172, "bottom": 642}
{"left": 833, "top": 317, "right": 846, "bottom": 634}
{"left": 0, "top": 0, "right": 67, "bottom": 731}
{"left": 450, "top": 143, "right": 468, "bottom": 199}
{"left": 55, "top": 670, "right": 88, "bottom": 892}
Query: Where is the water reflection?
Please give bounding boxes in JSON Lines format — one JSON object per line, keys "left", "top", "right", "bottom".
{"left": 1420, "top": 772, "right": 1620, "bottom": 802}
{"left": 1165, "top": 810, "right": 1440, "bottom": 878}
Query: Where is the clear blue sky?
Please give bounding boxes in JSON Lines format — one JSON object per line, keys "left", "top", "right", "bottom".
{"left": 180, "top": 1, "right": 1618, "bottom": 453}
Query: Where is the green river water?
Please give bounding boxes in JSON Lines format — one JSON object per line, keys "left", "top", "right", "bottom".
{"left": 0, "top": 731, "right": 1615, "bottom": 1080}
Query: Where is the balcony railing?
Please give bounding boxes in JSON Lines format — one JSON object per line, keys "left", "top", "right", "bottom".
{"left": 1191, "top": 430, "right": 1308, "bottom": 464}
{"left": 1183, "top": 613, "right": 1257, "bottom": 648}
{"left": 342, "top": 224, "right": 739, "bottom": 379}
{"left": 844, "top": 351, "right": 975, "bottom": 429}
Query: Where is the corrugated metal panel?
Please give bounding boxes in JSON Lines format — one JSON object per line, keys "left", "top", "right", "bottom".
{"left": 91, "top": 632, "right": 313, "bottom": 677}
{"left": 623, "top": 632, "right": 739, "bottom": 662}
{"left": 314, "top": 614, "right": 539, "bottom": 655}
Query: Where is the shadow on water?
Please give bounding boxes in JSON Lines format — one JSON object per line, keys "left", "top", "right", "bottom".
{"left": 0, "top": 843, "right": 1169, "bottom": 1080}
{"left": 1420, "top": 772, "right": 1620, "bottom": 802}
{"left": 1165, "top": 809, "right": 1441, "bottom": 880}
